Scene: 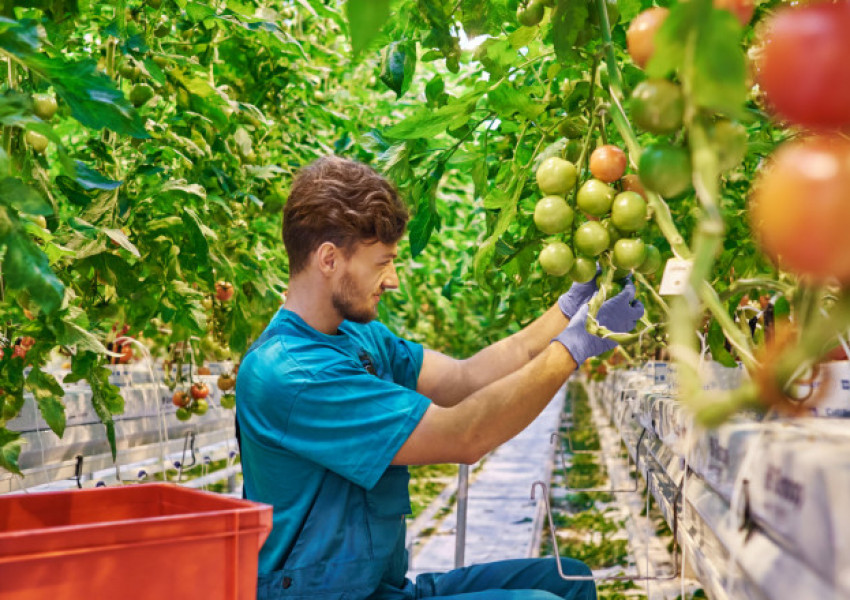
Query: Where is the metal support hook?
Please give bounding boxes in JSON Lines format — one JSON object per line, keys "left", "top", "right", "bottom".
{"left": 74, "top": 454, "right": 84, "bottom": 489}
{"left": 530, "top": 479, "right": 683, "bottom": 582}
{"left": 551, "top": 429, "right": 645, "bottom": 493}
{"left": 177, "top": 431, "right": 196, "bottom": 483}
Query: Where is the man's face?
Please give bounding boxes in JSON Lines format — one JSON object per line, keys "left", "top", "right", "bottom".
{"left": 331, "top": 241, "right": 399, "bottom": 323}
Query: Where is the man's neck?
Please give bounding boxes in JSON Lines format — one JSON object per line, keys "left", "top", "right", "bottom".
{"left": 283, "top": 278, "right": 343, "bottom": 335}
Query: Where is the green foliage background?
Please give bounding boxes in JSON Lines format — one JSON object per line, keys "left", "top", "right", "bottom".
{"left": 0, "top": 0, "right": 793, "bottom": 472}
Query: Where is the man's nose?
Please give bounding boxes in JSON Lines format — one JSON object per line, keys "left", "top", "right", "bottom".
{"left": 383, "top": 264, "right": 400, "bottom": 290}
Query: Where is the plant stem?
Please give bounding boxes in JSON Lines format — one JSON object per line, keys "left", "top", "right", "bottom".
{"left": 633, "top": 271, "right": 670, "bottom": 315}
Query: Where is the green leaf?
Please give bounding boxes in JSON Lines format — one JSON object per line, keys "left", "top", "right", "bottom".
{"left": 380, "top": 41, "right": 417, "bottom": 98}
{"left": 473, "top": 175, "right": 525, "bottom": 289}
{"left": 487, "top": 83, "right": 546, "bottom": 120}
{"left": 26, "top": 368, "right": 66, "bottom": 437}
{"left": 708, "top": 318, "right": 737, "bottom": 367}
{"left": 647, "top": 0, "right": 747, "bottom": 118}
{"left": 409, "top": 203, "right": 440, "bottom": 258}
{"left": 408, "top": 164, "right": 445, "bottom": 257}
{"left": 385, "top": 95, "right": 481, "bottom": 139}
{"left": 0, "top": 428, "right": 24, "bottom": 475}
{"left": 2, "top": 232, "right": 64, "bottom": 314}
{"left": 34, "top": 58, "right": 146, "bottom": 137}
{"left": 74, "top": 162, "right": 122, "bottom": 191}
{"left": 66, "top": 353, "right": 123, "bottom": 460}
{"left": 345, "top": 0, "right": 392, "bottom": 56}
{"left": 0, "top": 177, "right": 51, "bottom": 215}
{"left": 552, "top": 0, "right": 590, "bottom": 63}
{"left": 162, "top": 179, "right": 207, "bottom": 199}
{"left": 691, "top": 12, "right": 748, "bottom": 118}
{"left": 53, "top": 318, "right": 111, "bottom": 355}
{"left": 103, "top": 228, "right": 140, "bottom": 258}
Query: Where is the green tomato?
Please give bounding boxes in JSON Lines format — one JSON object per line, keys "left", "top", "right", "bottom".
{"left": 612, "top": 238, "right": 647, "bottom": 271}
{"left": 577, "top": 178, "right": 615, "bottom": 217}
{"left": 175, "top": 407, "right": 191, "bottom": 421}
{"left": 709, "top": 119, "right": 748, "bottom": 172}
{"left": 570, "top": 257, "right": 598, "bottom": 283}
{"left": 118, "top": 59, "right": 141, "bottom": 80}
{"left": 25, "top": 130, "right": 49, "bottom": 154}
{"left": 536, "top": 156, "right": 577, "bottom": 195}
{"left": 631, "top": 79, "right": 684, "bottom": 135}
{"left": 129, "top": 83, "right": 154, "bottom": 107}
{"left": 539, "top": 242, "right": 575, "bottom": 277}
{"left": 191, "top": 398, "right": 209, "bottom": 415}
{"left": 602, "top": 219, "right": 623, "bottom": 247}
{"left": 517, "top": 0, "right": 545, "bottom": 26}
{"left": 534, "top": 195, "right": 574, "bottom": 234}
{"left": 220, "top": 394, "right": 236, "bottom": 409}
{"left": 610, "top": 191, "right": 648, "bottom": 233}
{"left": 639, "top": 144, "right": 692, "bottom": 198}
{"left": 574, "top": 221, "right": 610, "bottom": 257}
{"left": 638, "top": 244, "right": 663, "bottom": 275}
{"left": 32, "top": 94, "right": 58, "bottom": 120}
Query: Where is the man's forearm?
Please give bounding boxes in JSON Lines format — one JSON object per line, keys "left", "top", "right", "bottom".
{"left": 460, "top": 304, "right": 569, "bottom": 394}
{"left": 395, "top": 342, "right": 578, "bottom": 466}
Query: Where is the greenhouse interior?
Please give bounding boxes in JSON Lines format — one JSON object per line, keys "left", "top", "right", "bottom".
{"left": 1, "top": 0, "right": 849, "bottom": 599}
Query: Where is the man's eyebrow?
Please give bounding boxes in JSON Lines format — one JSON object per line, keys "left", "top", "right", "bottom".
{"left": 380, "top": 252, "right": 398, "bottom": 260}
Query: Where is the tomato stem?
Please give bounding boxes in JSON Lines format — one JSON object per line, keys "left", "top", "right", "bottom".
{"left": 633, "top": 271, "right": 669, "bottom": 315}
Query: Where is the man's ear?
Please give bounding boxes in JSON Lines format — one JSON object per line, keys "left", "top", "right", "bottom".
{"left": 315, "top": 242, "right": 338, "bottom": 276}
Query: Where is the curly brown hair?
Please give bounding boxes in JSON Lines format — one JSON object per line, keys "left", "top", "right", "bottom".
{"left": 283, "top": 156, "right": 409, "bottom": 275}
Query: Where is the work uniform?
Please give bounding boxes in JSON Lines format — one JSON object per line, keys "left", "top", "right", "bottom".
{"left": 237, "top": 308, "right": 596, "bottom": 600}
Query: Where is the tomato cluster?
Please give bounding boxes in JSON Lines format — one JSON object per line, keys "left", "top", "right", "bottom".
{"left": 171, "top": 382, "right": 210, "bottom": 421}
{"left": 533, "top": 146, "right": 662, "bottom": 280}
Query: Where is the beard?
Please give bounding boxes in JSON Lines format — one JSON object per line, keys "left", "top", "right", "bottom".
{"left": 331, "top": 270, "right": 378, "bottom": 324}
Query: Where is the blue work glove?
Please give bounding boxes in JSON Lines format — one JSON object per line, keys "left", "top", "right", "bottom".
{"left": 553, "top": 282, "right": 645, "bottom": 366}
{"left": 557, "top": 265, "right": 601, "bottom": 319}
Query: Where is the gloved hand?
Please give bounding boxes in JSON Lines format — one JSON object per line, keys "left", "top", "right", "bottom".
{"left": 557, "top": 265, "right": 601, "bottom": 320}
{"left": 553, "top": 281, "right": 645, "bottom": 366}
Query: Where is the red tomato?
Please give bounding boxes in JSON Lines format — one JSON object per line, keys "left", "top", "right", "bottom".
{"left": 190, "top": 382, "right": 210, "bottom": 399}
{"left": 626, "top": 8, "right": 668, "bottom": 69}
{"left": 589, "top": 145, "right": 627, "bottom": 183}
{"left": 755, "top": 2, "right": 850, "bottom": 130}
{"left": 118, "top": 343, "right": 134, "bottom": 364}
{"left": 215, "top": 281, "right": 234, "bottom": 302}
{"left": 621, "top": 174, "right": 647, "bottom": 199}
{"left": 749, "top": 135, "right": 850, "bottom": 283}
{"left": 172, "top": 390, "right": 190, "bottom": 408}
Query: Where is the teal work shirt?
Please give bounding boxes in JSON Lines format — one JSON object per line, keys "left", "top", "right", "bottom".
{"left": 236, "top": 308, "right": 431, "bottom": 599}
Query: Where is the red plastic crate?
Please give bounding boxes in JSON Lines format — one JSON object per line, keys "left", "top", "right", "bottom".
{"left": 0, "top": 483, "right": 272, "bottom": 600}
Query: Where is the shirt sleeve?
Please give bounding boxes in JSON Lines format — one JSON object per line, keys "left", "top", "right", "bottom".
{"left": 369, "top": 321, "right": 424, "bottom": 390}
{"left": 281, "top": 359, "right": 431, "bottom": 490}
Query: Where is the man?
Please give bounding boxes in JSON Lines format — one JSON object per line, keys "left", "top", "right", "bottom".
{"left": 235, "top": 156, "right": 644, "bottom": 600}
